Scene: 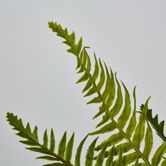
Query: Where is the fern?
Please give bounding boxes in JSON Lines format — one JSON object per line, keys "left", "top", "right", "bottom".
{"left": 7, "top": 112, "right": 106, "bottom": 166}
{"left": 6, "top": 21, "right": 166, "bottom": 165}
{"left": 7, "top": 113, "right": 73, "bottom": 166}
{"left": 48, "top": 22, "right": 166, "bottom": 165}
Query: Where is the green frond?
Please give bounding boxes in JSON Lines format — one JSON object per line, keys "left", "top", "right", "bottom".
{"left": 6, "top": 112, "right": 73, "bottom": 166}
{"left": 48, "top": 21, "right": 166, "bottom": 165}
{"left": 8, "top": 112, "right": 115, "bottom": 166}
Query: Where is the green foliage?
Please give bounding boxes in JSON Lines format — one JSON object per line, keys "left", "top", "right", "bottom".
{"left": 7, "top": 113, "right": 73, "bottom": 166}
{"left": 7, "top": 113, "right": 101, "bottom": 166}
{"left": 6, "top": 21, "right": 166, "bottom": 165}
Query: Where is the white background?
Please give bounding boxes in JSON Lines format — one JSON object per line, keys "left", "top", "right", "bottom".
{"left": 0, "top": 0, "right": 166, "bottom": 165}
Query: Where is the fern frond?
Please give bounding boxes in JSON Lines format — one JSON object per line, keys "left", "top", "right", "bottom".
{"left": 7, "top": 112, "right": 115, "bottom": 166}
{"left": 140, "top": 104, "right": 166, "bottom": 142}
{"left": 6, "top": 113, "right": 92, "bottom": 166}
{"left": 49, "top": 21, "right": 166, "bottom": 165}
{"left": 6, "top": 112, "right": 74, "bottom": 165}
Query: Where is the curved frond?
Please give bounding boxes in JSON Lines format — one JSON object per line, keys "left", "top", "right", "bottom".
{"left": 6, "top": 112, "right": 74, "bottom": 166}
{"left": 48, "top": 21, "right": 166, "bottom": 165}
{"left": 7, "top": 112, "right": 113, "bottom": 166}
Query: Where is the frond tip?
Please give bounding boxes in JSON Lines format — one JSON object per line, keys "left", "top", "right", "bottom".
{"left": 48, "top": 22, "right": 83, "bottom": 57}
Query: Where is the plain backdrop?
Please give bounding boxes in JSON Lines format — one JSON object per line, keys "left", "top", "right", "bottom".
{"left": 0, "top": 0, "right": 166, "bottom": 165}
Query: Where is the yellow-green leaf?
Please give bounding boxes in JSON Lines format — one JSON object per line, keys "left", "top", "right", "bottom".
{"left": 65, "top": 133, "right": 75, "bottom": 162}
{"left": 58, "top": 131, "right": 67, "bottom": 158}
{"left": 85, "top": 137, "right": 98, "bottom": 166}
